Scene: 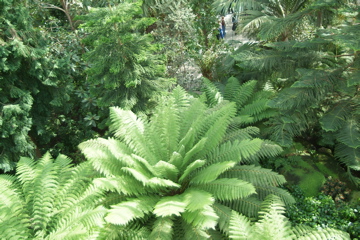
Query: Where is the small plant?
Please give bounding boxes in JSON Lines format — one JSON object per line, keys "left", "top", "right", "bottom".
{"left": 321, "top": 176, "right": 352, "bottom": 203}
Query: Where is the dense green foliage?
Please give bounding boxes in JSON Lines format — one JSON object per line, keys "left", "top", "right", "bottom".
{"left": 0, "top": 153, "right": 105, "bottom": 239}
{"left": 286, "top": 186, "right": 360, "bottom": 239}
{"left": 79, "top": 87, "right": 293, "bottom": 238}
{"left": 0, "top": 0, "right": 359, "bottom": 238}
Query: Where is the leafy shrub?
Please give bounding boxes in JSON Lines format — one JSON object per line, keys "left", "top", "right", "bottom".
{"left": 286, "top": 186, "right": 360, "bottom": 239}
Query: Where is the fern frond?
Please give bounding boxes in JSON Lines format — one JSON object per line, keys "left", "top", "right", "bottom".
{"left": 213, "top": 202, "right": 233, "bottom": 234}
{"left": 238, "top": 98, "right": 269, "bottom": 119}
{"left": 190, "top": 161, "right": 236, "bottom": 184}
{"left": 154, "top": 195, "right": 187, "bottom": 217}
{"left": 244, "top": 140, "right": 283, "bottom": 163}
{"left": 229, "top": 210, "right": 252, "bottom": 240}
{"left": 237, "top": 138, "right": 263, "bottom": 162}
{"left": 220, "top": 165, "right": 287, "bottom": 187}
{"left": 320, "top": 102, "right": 349, "bottom": 132}
{"left": 336, "top": 118, "right": 360, "bottom": 148}
{"left": 202, "top": 77, "right": 224, "bottom": 107}
{"left": 182, "top": 205, "right": 218, "bottom": 230}
{"left": 222, "top": 196, "right": 263, "bottom": 218}
{"left": 146, "top": 100, "right": 181, "bottom": 161}
{"left": 149, "top": 217, "right": 174, "bottom": 240}
{"left": 109, "top": 107, "right": 157, "bottom": 164}
{"left": 223, "top": 126, "right": 260, "bottom": 143}
{"left": 223, "top": 77, "right": 241, "bottom": 103}
{"left": 179, "top": 160, "right": 206, "bottom": 183}
{"left": 93, "top": 177, "right": 148, "bottom": 196}
{"left": 194, "top": 178, "right": 256, "bottom": 201}
{"left": 254, "top": 186, "right": 295, "bottom": 205}
{"left": 293, "top": 225, "right": 350, "bottom": 240}
{"left": 253, "top": 195, "right": 294, "bottom": 240}
{"left": 334, "top": 143, "right": 360, "bottom": 171}
{"left": 233, "top": 80, "right": 258, "bottom": 109}
{"left": 182, "top": 189, "right": 215, "bottom": 214}
{"left": 195, "top": 102, "right": 237, "bottom": 159}
{"left": 171, "top": 85, "right": 191, "bottom": 108}
{"left": 106, "top": 196, "right": 159, "bottom": 225}
{"left": 78, "top": 138, "right": 134, "bottom": 177}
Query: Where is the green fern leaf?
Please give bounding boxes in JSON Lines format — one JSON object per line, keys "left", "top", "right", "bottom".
{"left": 202, "top": 77, "right": 223, "bottom": 107}
{"left": 336, "top": 118, "right": 360, "bottom": 148}
{"left": 153, "top": 161, "right": 179, "bottom": 181}
{"left": 229, "top": 210, "right": 252, "bottom": 240}
{"left": 106, "top": 196, "right": 159, "bottom": 225}
{"left": 149, "top": 217, "right": 174, "bottom": 240}
{"left": 320, "top": 102, "right": 349, "bottom": 132}
{"left": 154, "top": 195, "right": 187, "bottom": 217}
{"left": 190, "top": 161, "right": 236, "bottom": 184}
{"left": 181, "top": 138, "right": 207, "bottom": 169}
{"left": 183, "top": 189, "right": 215, "bottom": 213}
{"left": 179, "top": 160, "right": 206, "bottom": 183}
{"left": 213, "top": 202, "right": 233, "bottom": 234}
{"left": 334, "top": 143, "right": 360, "bottom": 171}
{"left": 222, "top": 196, "right": 262, "bottom": 218}
{"left": 93, "top": 177, "right": 148, "bottom": 196}
{"left": 195, "top": 178, "right": 256, "bottom": 201}
{"left": 221, "top": 165, "right": 286, "bottom": 187}
{"left": 293, "top": 225, "right": 350, "bottom": 240}
{"left": 253, "top": 195, "right": 294, "bottom": 240}
{"left": 109, "top": 107, "right": 157, "bottom": 164}
{"left": 182, "top": 205, "right": 218, "bottom": 229}
{"left": 237, "top": 138, "right": 263, "bottom": 161}
{"left": 223, "top": 77, "right": 241, "bottom": 103}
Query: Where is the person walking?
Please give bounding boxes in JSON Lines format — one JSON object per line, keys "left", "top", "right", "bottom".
{"left": 221, "top": 16, "right": 226, "bottom": 38}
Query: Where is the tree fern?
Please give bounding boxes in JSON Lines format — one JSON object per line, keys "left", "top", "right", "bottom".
{"left": 0, "top": 153, "right": 106, "bottom": 239}
{"left": 229, "top": 195, "right": 350, "bottom": 240}
{"left": 79, "top": 87, "right": 293, "bottom": 238}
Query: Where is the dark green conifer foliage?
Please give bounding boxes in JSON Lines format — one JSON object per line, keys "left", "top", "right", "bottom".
{"left": 0, "top": 0, "right": 75, "bottom": 171}
{"left": 79, "top": 2, "right": 173, "bottom": 113}
{"left": 79, "top": 86, "right": 293, "bottom": 239}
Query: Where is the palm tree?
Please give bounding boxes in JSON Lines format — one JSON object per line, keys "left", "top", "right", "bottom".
{"left": 79, "top": 86, "right": 293, "bottom": 239}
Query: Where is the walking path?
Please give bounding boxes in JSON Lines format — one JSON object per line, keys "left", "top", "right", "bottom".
{"left": 222, "top": 14, "right": 253, "bottom": 47}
